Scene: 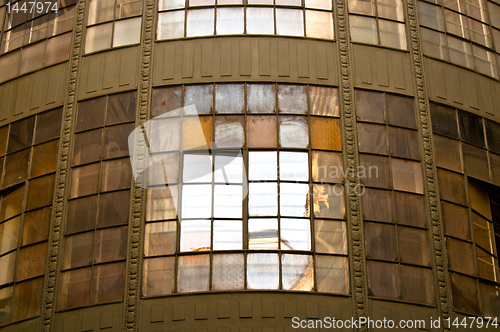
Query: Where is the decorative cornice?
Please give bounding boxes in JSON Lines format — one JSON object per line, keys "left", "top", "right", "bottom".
{"left": 41, "top": 1, "right": 86, "bottom": 331}
{"left": 405, "top": 0, "right": 452, "bottom": 327}
{"left": 123, "top": 0, "right": 155, "bottom": 330}
{"left": 334, "top": 1, "right": 368, "bottom": 330}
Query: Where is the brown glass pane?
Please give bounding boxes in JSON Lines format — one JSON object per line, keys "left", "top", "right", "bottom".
{"left": 311, "top": 117, "right": 341, "bottom": 150}
{"left": 394, "top": 192, "right": 426, "bottom": 228}
{"left": 185, "top": 85, "right": 213, "bottom": 114}
{"left": 97, "top": 191, "right": 130, "bottom": 228}
{"left": 214, "top": 116, "right": 244, "bottom": 148}
{"left": 103, "top": 123, "right": 134, "bottom": 159}
{"left": 441, "top": 201, "right": 471, "bottom": 240}
{"left": 16, "top": 242, "right": 47, "bottom": 281}
{"left": 91, "top": 262, "right": 125, "bottom": 303}
{"left": 357, "top": 123, "right": 388, "bottom": 155}
{"left": 0, "top": 186, "right": 24, "bottom": 221}
{"left": 401, "top": 266, "right": 434, "bottom": 304}
{"left": 0, "top": 126, "right": 9, "bottom": 157}
{"left": 100, "top": 159, "right": 131, "bottom": 192}
{"left": 359, "top": 154, "right": 391, "bottom": 189}
{"left": 312, "top": 184, "right": 345, "bottom": 219}
{"left": 314, "top": 220, "right": 347, "bottom": 254}
{"left": 392, "top": 159, "right": 423, "bottom": 194}
{"left": 0, "top": 216, "right": 20, "bottom": 255}
{"left": 309, "top": 86, "right": 339, "bottom": 117}
{"left": 389, "top": 127, "right": 419, "bottom": 160}
{"left": 458, "top": 110, "right": 485, "bottom": 148}
{"left": 485, "top": 119, "right": 500, "bottom": 154}
{"left": 3, "top": 148, "right": 30, "bottom": 188}
{"left": 144, "top": 221, "right": 176, "bottom": 256}
{"left": 477, "top": 247, "right": 496, "bottom": 281}
{"left": 315, "top": 255, "right": 349, "bottom": 294}
{"left": 430, "top": 103, "right": 459, "bottom": 138}
{"left": 450, "top": 272, "right": 481, "bottom": 315}
{"left": 355, "top": 90, "right": 385, "bottom": 123}
{"left": 73, "top": 129, "right": 103, "bottom": 166}
{"left": 367, "top": 261, "right": 400, "bottom": 299}
{"left": 447, "top": 238, "right": 475, "bottom": 275}
{"left": 311, "top": 151, "right": 343, "bottom": 183}
{"left": 22, "top": 207, "right": 51, "bottom": 246}
{"left": 0, "top": 286, "right": 13, "bottom": 325}
{"left": 62, "top": 232, "right": 94, "bottom": 270}
{"left": 142, "top": 257, "right": 175, "bottom": 296}
{"left": 386, "top": 94, "right": 416, "bottom": 129}
{"left": 0, "top": 252, "right": 16, "bottom": 286}
{"left": 398, "top": 227, "right": 431, "bottom": 266}
{"left": 106, "top": 91, "right": 136, "bottom": 125}
{"left": 30, "top": 140, "right": 59, "bottom": 178}
{"left": 246, "top": 116, "right": 277, "bottom": 148}
{"left": 76, "top": 97, "right": 106, "bottom": 132}
{"left": 12, "top": 277, "right": 43, "bottom": 321}
{"left": 433, "top": 134, "right": 462, "bottom": 172}
{"left": 491, "top": 152, "right": 500, "bottom": 186}
{"left": 437, "top": 169, "right": 466, "bottom": 205}
{"left": 362, "top": 188, "right": 393, "bottom": 222}
{"left": 70, "top": 163, "right": 100, "bottom": 198}
{"left": 177, "top": 255, "right": 210, "bottom": 292}
{"left": 152, "top": 87, "right": 182, "bottom": 117}
{"left": 26, "top": 174, "right": 55, "bottom": 210}
{"left": 58, "top": 268, "right": 91, "bottom": 310}
{"left": 7, "top": 117, "right": 34, "bottom": 154}
{"left": 146, "top": 185, "right": 178, "bottom": 221}
{"left": 66, "top": 196, "right": 98, "bottom": 234}
{"left": 94, "top": 227, "right": 127, "bottom": 263}
{"left": 279, "top": 116, "right": 309, "bottom": 148}
{"left": 479, "top": 282, "right": 500, "bottom": 318}
{"left": 183, "top": 116, "right": 212, "bottom": 150}
{"left": 215, "top": 84, "right": 244, "bottom": 113}
{"left": 278, "top": 85, "right": 307, "bottom": 114}
{"left": 462, "top": 144, "right": 489, "bottom": 182}
{"left": 34, "top": 108, "right": 63, "bottom": 144}
{"left": 364, "top": 222, "right": 397, "bottom": 261}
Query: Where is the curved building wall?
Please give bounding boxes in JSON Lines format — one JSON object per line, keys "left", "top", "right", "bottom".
{"left": 0, "top": 0, "right": 498, "bottom": 331}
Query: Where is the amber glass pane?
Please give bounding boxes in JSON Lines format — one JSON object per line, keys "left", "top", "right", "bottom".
{"left": 26, "top": 174, "right": 55, "bottom": 210}
{"left": 473, "top": 213, "right": 494, "bottom": 253}
{"left": 357, "top": 123, "right": 388, "bottom": 154}
{"left": 215, "top": 84, "right": 245, "bottom": 113}
{"left": 183, "top": 116, "right": 212, "bottom": 150}
{"left": 152, "top": 87, "right": 182, "bottom": 117}
{"left": 355, "top": 90, "right": 385, "bottom": 123}
{"left": 462, "top": 144, "right": 489, "bottom": 182}
{"left": 0, "top": 187, "right": 24, "bottom": 221}
{"left": 8, "top": 117, "right": 34, "bottom": 154}
{"left": 458, "top": 110, "right": 485, "bottom": 148}
{"left": 212, "top": 253, "right": 245, "bottom": 291}
{"left": 247, "top": 116, "right": 277, "bottom": 148}
{"left": 312, "top": 151, "right": 343, "bottom": 184}
{"left": 247, "top": 84, "right": 276, "bottom": 114}
{"left": 66, "top": 195, "right": 98, "bottom": 234}
{"left": 0, "top": 216, "right": 20, "bottom": 255}
{"left": 61, "top": 232, "right": 94, "bottom": 270}
{"left": 447, "top": 238, "right": 475, "bottom": 275}
{"left": 312, "top": 184, "right": 345, "bottom": 219}
{"left": 103, "top": 123, "right": 134, "bottom": 159}
{"left": 311, "top": 117, "right": 341, "bottom": 150}
{"left": 398, "top": 227, "right": 431, "bottom": 266}
{"left": 441, "top": 201, "right": 471, "bottom": 240}
{"left": 391, "top": 159, "right": 423, "bottom": 194}
{"left": 144, "top": 221, "right": 176, "bottom": 256}
{"left": 278, "top": 85, "right": 307, "bottom": 114}
{"left": 22, "top": 207, "right": 51, "bottom": 246}
{"left": 106, "top": 91, "right": 136, "bottom": 125}
{"left": 0, "top": 286, "right": 13, "bottom": 325}
{"left": 314, "top": 220, "right": 347, "bottom": 254}
{"left": 401, "top": 266, "right": 434, "bottom": 304}
{"left": 364, "top": 222, "right": 397, "bottom": 261}
{"left": 142, "top": 257, "right": 175, "bottom": 296}
{"left": 76, "top": 97, "right": 106, "bottom": 132}
{"left": 430, "top": 103, "right": 459, "bottom": 138}
{"left": 16, "top": 242, "right": 47, "bottom": 281}
{"left": 185, "top": 85, "right": 213, "bottom": 114}
{"left": 3, "top": 149, "right": 30, "bottom": 188}
{"left": 437, "top": 168, "right": 466, "bottom": 205}
{"left": 389, "top": 127, "right": 419, "bottom": 160}
{"left": 214, "top": 116, "right": 244, "bottom": 148}
{"left": 146, "top": 185, "right": 178, "bottom": 221}
{"left": 12, "top": 278, "right": 43, "bottom": 321}
{"left": 34, "top": 108, "right": 62, "bottom": 144}
{"left": 315, "top": 255, "right": 349, "bottom": 294}
{"left": 92, "top": 262, "right": 125, "bottom": 303}
{"left": 30, "top": 140, "right": 59, "bottom": 177}
{"left": 0, "top": 126, "right": 8, "bottom": 157}
{"left": 309, "top": 87, "right": 339, "bottom": 117}
{"left": 362, "top": 188, "right": 393, "bottom": 222}
{"left": 58, "top": 268, "right": 92, "bottom": 310}
{"left": 97, "top": 191, "right": 130, "bottom": 228}
{"left": 394, "top": 192, "right": 426, "bottom": 228}
{"left": 0, "top": 252, "right": 16, "bottom": 286}
{"left": 177, "top": 254, "right": 210, "bottom": 292}
{"left": 282, "top": 254, "right": 313, "bottom": 291}
{"left": 100, "top": 159, "right": 131, "bottom": 192}
{"left": 433, "top": 134, "right": 462, "bottom": 172}
{"left": 359, "top": 154, "right": 391, "bottom": 189}
{"left": 450, "top": 272, "right": 481, "bottom": 315}
{"left": 367, "top": 261, "right": 400, "bottom": 299}
{"left": 485, "top": 120, "right": 500, "bottom": 154}
{"left": 73, "top": 129, "right": 103, "bottom": 166}
{"left": 468, "top": 180, "right": 492, "bottom": 219}
{"left": 94, "top": 227, "right": 128, "bottom": 263}
{"left": 386, "top": 94, "right": 416, "bottom": 128}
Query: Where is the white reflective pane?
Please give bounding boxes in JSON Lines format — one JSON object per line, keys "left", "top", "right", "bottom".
{"left": 212, "top": 254, "right": 244, "bottom": 290}
{"left": 379, "top": 20, "right": 407, "bottom": 50}
{"left": 246, "top": 7, "right": 274, "bottom": 35}
{"left": 190, "top": 0, "right": 215, "bottom": 5}
{"left": 417, "top": 1, "right": 445, "bottom": 31}
{"left": 282, "top": 254, "right": 314, "bottom": 290}
{"left": 147, "top": 153, "right": 180, "bottom": 186}
{"left": 473, "top": 45, "right": 499, "bottom": 78}
{"left": 349, "top": 15, "right": 378, "bottom": 44}
{"left": 276, "top": 8, "right": 304, "bottom": 37}
{"left": 314, "top": 220, "right": 347, "bottom": 254}
{"left": 159, "top": 0, "right": 185, "bottom": 10}
{"left": 279, "top": 116, "right": 309, "bottom": 148}
{"left": 377, "top": 0, "right": 404, "bottom": 21}
{"left": 157, "top": 10, "right": 185, "bottom": 39}
{"left": 186, "top": 8, "right": 214, "bottom": 37}
{"left": 181, "top": 184, "right": 212, "bottom": 218}
{"left": 216, "top": 7, "right": 244, "bottom": 35}
{"left": 316, "top": 255, "right": 349, "bottom": 294}
{"left": 213, "top": 220, "right": 242, "bottom": 250}
{"left": 177, "top": 255, "right": 209, "bottom": 292}
{"left": 280, "top": 219, "right": 311, "bottom": 250}
{"left": 249, "top": 183, "right": 278, "bottom": 216}
{"left": 183, "top": 154, "right": 212, "bottom": 183}
{"left": 247, "top": 84, "right": 276, "bottom": 113}
{"left": 148, "top": 117, "right": 181, "bottom": 153}
{"left": 214, "top": 117, "right": 244, "bottom": 148}
{"left": 85, "top": 23, "right": 112, "bottom": 53}
{"left": 447, "top": 35, "right": 474, "bottom": 68}
{"left": 305, "top": 0, "right": 332, "bottom": 10}
{"left": 280, "top": 183, "right": 310, "bottom": 217}
{"left": 180, "top": 219, "right": 211, "bottom": 251}
{"left": 278, "top": 85, "right": 307, "bottom": 114}
{"left": 420, "top": 28, "right": 449, "bottom": 60}
{"left": 215, "top": 84, "right": 245, "bottom": 113}
{"left": 214, "top": 185, "right": 242, "bottom": 218}
{"left": 248, "top": 218, "right": 278, "bottom": 249}
{"left": 214, "top": 154, "right": 243, "bottom": 183}
{"left": 247, "top": 253, "right": 279, "bottom": 289}
{"left": 348, "top": 0, "right": 375, "bottom": 14}
{"left": 249, "top": 151, "right": 277, "bottom": 181}
{"left": 305, "top": 10, "right": 334, "bottom": 39}
{"left": 279, "top": 151, "right": 309, "bottom": 181}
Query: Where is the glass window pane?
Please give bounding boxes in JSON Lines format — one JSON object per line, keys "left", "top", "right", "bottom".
{"left": 468, "top": 17, "right": 492, "bottom": 47}
{"left": 0, "top": 126, "right": 8, "bottom": 157}
{"left": 185, "top": 84, "right": 213, "bottom": 114}
{"left": 357, "top": 123, "right": 388, "bottom": 155}
{"left": 85, "top": 23, "right": 112, "bottom": 53}
{"left": 94, "top": 227, "right": 127, "bottom": 263}
{"left": 364, "top": 222, "right": 397, "bottom": 261}
{"left": 448, "top": 36, "right": 475, "bottom": 68}
{"left": 115, "top": 0, "right": 143, "bottom": 18}
{"left": 19, "top": 41, "right": 44, "bottom": 75}
{"left": 445, "top": 9, "right": 469, "bottom": 38}
{"left": 103, "top": 123, "right": 133, "bottom": 159}
{"left": 312, "top": 184, "right": 345, "bottom": 219}
{"left": 101, "top": 158, "right": 131, "bottom": 192}
{"left": 349, "top": 16, "right": 378, "bottom": 44}
{"left": 280, "top": 116, "right": 309, "bottom": 148}
{"left": 58, "top": 268, "right": 91, "bottom": 310}
{"left": 433, "top": 134, "right": 462, "bottom": 172}
{"left": 177, "top": 254, "right": 210, "bottom": 292}
{"left": 152, "top": 87, "right": 182, "bottom": 117}
{"left": 280, "top": 218, "right": 311, "bottom": 250}
{"left": 356, "top": 90, "right": 385, "bottom": 123}
{"left": 247, "top": 116, "right": 277, "bottom": 148}
{"left": 106, "top": 92, "right": 136, "bottom": 125}
{"left": 248, "top": 218, "right": 278, "bottom": 249}
{"left": 146, "top": 185, "right": 178, "bottom": 221}
{"left": 469, "top": 180, "right": 491, "bottom": 218}
{"left": 389, "top": 127, "right": 419, "bottom": 160}
{"left": 379, "top": 20, "right": 407, "bottom": 49}
{"left": 315, "top": 219, "right": 347, "bottom": 254}
{"left": 473, "top": 45, "right": 499, "bottom": 79}
{"left": 45, "top": 32, "right": 72, "bottom": 66}
{"left": 186, "top": 8, "right": 214, "bottom": 37}
{"left": 462, "top": 143, "right": 489, "bottom": 182}
{"left": 417, "top": 1, "right": 445, "bottom": 30}
{"left": 278, "top": 85, "right": 307, "bottom": 114}
{"left": 280, "top": 183, "right": 310, "bottom": 217}
{"left": 0, "top": 50, "right": 20, "bottom": 83}
{"left": 214, "top": 116, "right": 244, "bottom": 148}
{"left": 312, "top": 151, "right": 343, "bottom": 184}
{"left": 316, "top": 255, "right": 349, "bottom": 294}
{"left": 349, "top": 0, "right": 375, "bottom": 14}
{"left": 214, "top": 153, "right": 243, "bottom": 183}
{"left": 394, "top": 192, "right": 426, "bottom": 228}
{"left": 144, "top": 221, "right": 176, "bottom": 256}
{"left": 249, "top": 183, "right": 278, "bottom": 216}
{"left": 447, "top": 238, "right": 475, "bottom": 275}
{"left": 213, "top": 220, "right": 242, "bottom": 250}
{"left": 450, "top": 272, "right": 480, "bottom": 315}
{"left": 215, "top": 84, "right": 244, "bottom": 114}
{"left": 8, "top": 117, "right": 34, "bottom": 154}
{"left": 30, "top": 140, "right": 58, "bottom": 177}
{"left": 276, "top": 8, "right": 304, "bottom": 37}
{"left": 182, "top": 116, "right": 212, "bottom": 150}
{"left": 3, "top": 149, "right": 29, "bottom": 187}
{"left": 180, "top": 219, "right": 210, "bottom": 251}
{"left": 362, "top": 188, "right": 394, "bottom": 222}
{"left": 309, "top": 86, "right": 339, "bottom": 117}
{"left": 0, "top": 286, "right": 13, "bottom": 325}
{"left": 247, "top": 84, "right": 276, "bottom": 113}
{"left": 182, "top": 184, "right": 211, "bottom": 218}
{"left": 0, "top": 252, "right": 16, "bottom": 286}
{"left": 420, "top": 28, "right": 449, "bottom": 60}
{"left": 485, "top": 120, "right": 500, "bottom": 154}
{"left": 386, "top": 94, "right": 416, "bottom": 129}
{"left": 437, "top": 168, "right": 466, "bottom": 204}
{"left": 190, "top": 0, "right": 215, "bottom": 5}
{"left": 16, "top": 242, "right": 47, "bottom": 281}
{"left": 12, "top": 278, "right": 43, "bottom": 321}
{"left": 69, "top": 163, "right": 100, "bottom": 198}
{"left": 216, "top": 7, "right": 243, "bottom": 35}
{"left": 76, "top": 97, "right": 106, "bottom": 132}
{"left": 73, "top": 129, "right": 102, "bottom": 166}
{"left": 280, "top": 151, "right": 308, "bottom": 181}
{"left": 212, "top": 254, "right": 244, "bottom": 291}
{"left": 399, "top": 227, "right": 431, "bottom": 266}
{"left": 479, "top": 282, "right": 500, "bottom": 317}
{"left": 430, "top": 103, "right": 459, "bottom": 138}
{"left": 247, "top": 253, "right": 279, "bottom": 290}
{"left": 22, "top": 207, "right": 51, "bottom": 246}
{"left": 249, "top": 151, "right": 277, "bottom": 181}
{"left": 282, "top": 254, "right": 314, "bottom": 291}
{"left": 157, "top": 10, "right": 185, "bottom": 39}
{"left": 62, "top": 232, "right": 94, "bottom": 270}
{"left": 26, "top": 174, "right": 55, "bottom": 210}
{"left": 391, "top": 159, "right": 424, "bottom": 194}
{"left": 458, "top": 110, "right": 485, "bottom": 148}
{"left": 142, "top": 257, "right": 175, "bottom": 296}
{"left": 97, "top": 190, "right": 130, "bottom": 228}
{"left": 377, "top": 0, "right": 404, "bottom": 20}
{"left": 0, "top": 216, "right": 20, "bottom": 255}
{"left": 91, "top": 262, "right": 125, "bottom": 303}
{"left": 214, "top": 185, "right": 242, "bottom": 218}
{"left": 359, "top": 154, "right": 391, "bottom": 189}
{"left": 367, "top": 261, "right": 401, "bottom": 299}
{"left": 159, "top": 0, "right": 185, "bottom": 10}
{"left": 441, "top": 201, "right": 471, "bottom": 240}
{"left": 49, "top": 6, "right": 75, "bottom": 35}
{"left": 65, "top": 196, "right": 97, "bottom": 234}
{"left": 306, "top": 0, "right": 332, "bottom": 10}
{"left": 113, "top": 17, "right": 141, "bottom": 47}
{"left": 401, "top": 266, "right": 434, "bottom": 304}
{"left": 246, "top": 7, "right": 274, "bottom": 35}
{"left": 87, "top": 0, "right": 114, "bottom": 24}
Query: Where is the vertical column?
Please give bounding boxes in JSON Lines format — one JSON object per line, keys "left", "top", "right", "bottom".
{"left": 405, "top": 0, "right": 452, "bottom": 327}
{"left": 123, "top": 0, "right": 156, "bottom": 330}
{"left": 334, "top": 1, "right": 368, "bottom": 330}
{"left": 40, "top": 1, "right": 86, "bottom": 331}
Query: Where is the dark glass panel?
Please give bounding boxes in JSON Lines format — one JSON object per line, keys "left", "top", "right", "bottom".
{"left": 30, "top": 140, "right": 58, "bottom": 178}
{"left": 437, "top": 169, "right": 466, "bottom": 205}
{"left": 26, "top": 174, "right": 55, "bottom": 210}
{"left": 394, "top": 192, "right": 426, "bottom": 228}
{"left": 97, "top": 190, "right": 130, "bottom": 228}
{"left": 479, "top": 282, "right": 500, "bottom": 318}
{"left": 94, "top": 227, "right": 127, "bottom": 263}
{"left": 462, "top": 144, "right": 489, "bottom": 182}
{"left": 12, "top": 277, "right": 43, "bottom": 321}
{"left": 0, "top": 186, "right": 24, "bottom": 221}
{"left": 34, "top": 108, "right": 62, "bottom": 144}
{"left": 58, "top": 268, "right": 91, "bottom": 310}
{"left": 401, "top": 266, "right": 434, "bottom": 304}
{"left": 16, "top": 242, "right": 47, "bottom": 281}
{"left": 103, "top": 123, "right": 134, "bottom": 159}
{"left": 389, "top": 127, "right": 419, "bottom": 160}
{"left": 66, "top": 195, "right": 97, "bottom": 234}
{"left": 7, "top": 117, "right": 34, "bottom": 154}
{"left": 142, "top": 257, "right": 175, "bottom": 296}
{"left": 0, "top": 126, "right": 8, "bottom": 157}
{"left": 450, "top": 273, "right": 481, "bottom": 315}
{"left": 355, "top": 90, "right": 385, "bottom": 123}
{"left": 22, "top": 207, "right": 51, "bottom": 245}
{"left": 367, "top": 261, "right": 400, "bottom": 299}
{"left": 362, "top": 188, "right": 394, "bottom": 222}
{"left": 61, "top": 232, "right": 94, "bottom": 270}
{"left": 100, "top": 158, "right": 132, "bottom": 192}
{"left": 106, "top": 91, "right": 136, "bottom": 125}
{"left": 364, "top": 222, "right": 397, "bottom": 261}
{"left": 359, "top": 154, "right": 391, "bottom": 189}
{"left": 433, "top": 134, "right": 462, "bottom": 172}
{"left": 72, "top": 129, "right": 103, "bottom": 166}
{"left": 485, "top": 120, "right": 500, "bottom": 154}
{"left": 309, "top": 86, "right": 339, "bottom": 117}
{"left": 430, "top": 103, "right": 459, "bottom": 138}
{"left": 3, "top": 148, "right": 30, "bottom": 188}
{"left": 91, "top": 262, "right": 125, "bottom": 303}
{"left": 357, "top": 123, "right": 388, "bottom": 155}
{"left": 311, "top": 117, "right": 341, "bottom": 150}
{"left": 446, "top": 238, "right": 475, "bottom": 275}
{"left": 75, "top": 97, "right": 106, "bottom": 132}
{"left": 398, "top": 227, "right": 431, "bottom": 266}
{"left": 247, "top": 116, "right": 277, "bottom": 148}
{"left": 458, "top": 110, "right": 485, "bottom": 147}
{"left": 386, "top": 94, "right": 416, "bottom": 128}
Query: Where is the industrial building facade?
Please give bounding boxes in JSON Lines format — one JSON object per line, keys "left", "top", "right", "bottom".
{"left": 0, "top": 0, "right": 498, "bottom": 330}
